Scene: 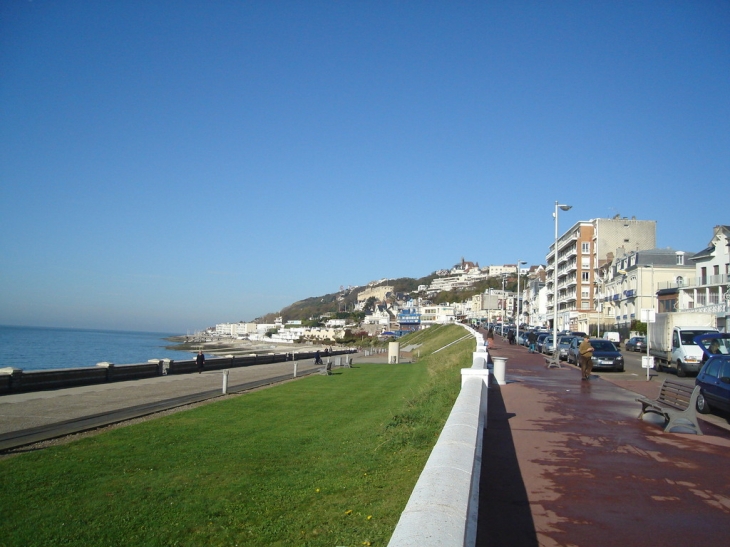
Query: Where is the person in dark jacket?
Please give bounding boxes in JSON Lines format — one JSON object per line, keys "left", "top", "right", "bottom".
{"left": 196, "top": 350, "right": 205, "bottom": 374}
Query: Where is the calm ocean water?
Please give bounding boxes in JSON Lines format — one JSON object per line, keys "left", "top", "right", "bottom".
{"left": 0, "top": 325, "right": 193, "bottom": 371}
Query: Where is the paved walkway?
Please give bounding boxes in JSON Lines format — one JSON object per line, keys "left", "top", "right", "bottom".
{"left": 0, "top": 358, "right": 327, "bottom": 447}
{"left": 476, "top": 337, "right": 730, "bottom": 546}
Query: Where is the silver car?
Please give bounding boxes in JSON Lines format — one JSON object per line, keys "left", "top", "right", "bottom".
{"left": 542, "top": 335, "right": 555, "bottom": 355}
{"left": 558, "top": 336, "right": 576, "bottom": 360}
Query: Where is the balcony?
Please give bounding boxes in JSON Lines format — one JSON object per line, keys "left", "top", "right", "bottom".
{"left": 659, "top": 273, "right": 728, "bottom": 290}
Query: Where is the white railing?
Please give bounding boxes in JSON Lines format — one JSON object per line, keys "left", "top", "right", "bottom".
{"left": 388, "top": 326, "right": 489, "bottom": 547}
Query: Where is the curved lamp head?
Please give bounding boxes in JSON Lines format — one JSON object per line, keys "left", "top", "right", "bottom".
{"left": 558, "top": 204, "right": 572, "bottom": 211}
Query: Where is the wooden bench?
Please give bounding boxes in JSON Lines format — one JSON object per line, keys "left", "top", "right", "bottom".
{"left": 636, "top": 379, "right": 703, "bottom": 435}
{"left": 318, "top": 360, "right": 332, "bottom": 376}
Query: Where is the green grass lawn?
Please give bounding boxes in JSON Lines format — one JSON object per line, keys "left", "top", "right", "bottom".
{"left": 0, "top": 325, "right": 473, "bottom": 547}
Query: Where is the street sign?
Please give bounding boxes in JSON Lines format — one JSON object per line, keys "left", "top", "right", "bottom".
{"left": 640, "top": 308, "right": 656, "bottom": 323}
{"left": 641, "top": 356, "right": 655, "bottom": 369}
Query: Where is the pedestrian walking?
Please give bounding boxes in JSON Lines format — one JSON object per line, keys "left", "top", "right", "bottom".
{"left": 196, "top": 350, "right": 205, "bottom": 374}
{"left": 487, "top": 328, "right": 495, "bottom": 349}
{"left": 578, "top": 335, "right": 594, "bottom": 380}
{"left": 527, "top": 331, "right": 537, "bottom": 353}
{"left": 314, "top": 350, "right": 323, "bottom": 365}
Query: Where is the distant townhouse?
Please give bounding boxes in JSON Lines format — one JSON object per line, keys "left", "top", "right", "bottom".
{"left": 363, "top": 309, "right": 390, "bottom": 326}
{"left": 487, "top": 264, "right": 518, "bottom": 277}
{"left": 324, "top": 319, "right": 346, "bottom": 328}
{"left": 396, "top": 307, "right": 421, "bottom": 333}
{"left": 419, "top": 305, "right": 456, "bottom": 325}
{"left": 659, "top": 225, "right": 730, "bottom": 331}
{"left": 215, "top": 322, "right": 258, "bottom": 337}
{"left": 524, "top": 265, "right": 548, "bottom": 327}
{"left": 427, "top": 260, "right": 489, "bottom": 294}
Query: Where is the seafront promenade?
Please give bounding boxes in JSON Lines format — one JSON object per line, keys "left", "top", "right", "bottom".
{"left": 2, "top": 337, "right": 730, "bottom": 545}
{"left": 475, "top": 332, "right": 730, "bottom": 546}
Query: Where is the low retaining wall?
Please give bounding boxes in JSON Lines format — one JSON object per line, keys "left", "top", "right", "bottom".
{"left": 0, "top": 349, "right": 356, "bottom": 395}
{"left": 388, "top": 326, "right": 489, "bottom": 547}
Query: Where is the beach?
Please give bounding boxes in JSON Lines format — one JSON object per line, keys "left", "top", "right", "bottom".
{"left": 165, "top": 336, "right": 337, "bottom": 358}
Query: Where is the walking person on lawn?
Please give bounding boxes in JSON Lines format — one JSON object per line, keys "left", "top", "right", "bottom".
{"left": 578, "top": 335, "right": 594, "bottom": 380}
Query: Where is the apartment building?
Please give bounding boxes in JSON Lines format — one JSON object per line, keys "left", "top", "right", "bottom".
{"left": 588, "top": 247, "right": 693, "bottom": 333}
{"left": 487, "top": 264, "right": 518, "bottom": 277}
{"left": 546, "top": 216, "right": 656, "bottom": 332}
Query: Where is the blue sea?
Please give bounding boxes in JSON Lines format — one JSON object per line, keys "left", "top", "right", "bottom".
{"left": 0, "top": 325, "right": 193, "bottom": 372}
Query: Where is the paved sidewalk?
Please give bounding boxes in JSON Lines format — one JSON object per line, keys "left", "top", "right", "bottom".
{"left": 0, "top": 358, "right": 325, "bottom": 438}
{"left": 476, "top": 338, "right": 730, "bottom": 546}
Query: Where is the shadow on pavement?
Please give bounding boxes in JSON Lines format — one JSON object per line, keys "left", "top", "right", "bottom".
{"left": 475, "top": 382, "right": 538, "bottom": 547}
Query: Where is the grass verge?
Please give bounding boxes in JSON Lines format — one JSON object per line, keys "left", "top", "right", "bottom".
{"left": 0, "top": 325, "right": 474, "bottom": 547}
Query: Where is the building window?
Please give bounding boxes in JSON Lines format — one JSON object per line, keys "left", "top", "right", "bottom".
{"left": 582, "top": 300, "right": 590, "bottom": 309}
{"left": 676, "top": 253, "right": 684, "bottom": 265}
{"left": 582, "top": 242, "right": 590, "bottom": 253}
{"left": 581, "top": 271, "right": 590, "bottom": 282}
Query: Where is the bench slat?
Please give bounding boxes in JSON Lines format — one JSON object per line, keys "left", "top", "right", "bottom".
{"left": 636, "top": 379, "right": 702, "bottom": 435}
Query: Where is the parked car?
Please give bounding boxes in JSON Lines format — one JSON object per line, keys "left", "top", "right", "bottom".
{"left": 557, "top": 335, "right": 576, "bottom": 361}
{"left": 602, "top": 331, "right": 621, "bottom": 346}
{"left": 542, "top": 335, "right": 557, "bottom": 355}
{"left": 694, "top": 333, "right": 730, "bottom": 415}
{"left": 517, "top": 331, "right": 529, "bottom": 346}
{"left": 567, "top": 338, "right": 624, "bottom": 372}
{"left": 625, "top": 336, "right": 647, "bottom": 352}
{"left": 536, "top": 333, "right": 550, "bottom": 353}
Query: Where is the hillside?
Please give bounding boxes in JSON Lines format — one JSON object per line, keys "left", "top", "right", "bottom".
{"left": 254, "top": 274, "right": 436, "bottom": 323}
{"left": 254, "top": 268, "right": 519, "bottom": 323}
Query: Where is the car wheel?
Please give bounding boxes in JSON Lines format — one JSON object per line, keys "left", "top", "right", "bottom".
{"left": 696, "top": 391, "right": 711, "bottom": 414}
{"left": 655, "top": 361, "right": 663, "bottom": 372}
{"left": 677, "top": 361, "right": 687, "bottom": 378}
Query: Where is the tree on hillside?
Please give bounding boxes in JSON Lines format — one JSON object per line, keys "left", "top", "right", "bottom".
{"left": 364, "top": 296, "right": 377, "bottom": 312}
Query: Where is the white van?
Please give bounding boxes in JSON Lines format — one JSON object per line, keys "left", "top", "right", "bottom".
{"left": 602, "top": 332, "right": 621, "bottom": 346}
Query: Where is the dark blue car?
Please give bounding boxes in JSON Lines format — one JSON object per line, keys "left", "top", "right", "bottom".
{"left": 694, "top": 333, "right": 730, "bottom": 415}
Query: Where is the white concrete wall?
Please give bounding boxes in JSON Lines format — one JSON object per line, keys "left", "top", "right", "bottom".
{"left": 388, "top": 325, "right": 488, "bottom": 547}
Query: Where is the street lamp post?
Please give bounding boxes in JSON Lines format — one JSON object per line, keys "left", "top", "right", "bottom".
{"left": 644, "top": 264, "right": 656, "bottom": 382}
{"left": 549, "top": 201, "right": 572, "bottom": 367}
{"left": 515, "top": 260, "right": 526, "bottom": 346}
{"left": 596, "top": 275, "right": 605, "bottom": 339}
{"left": 501, "top": 274, "right": 507, "bottom": 337}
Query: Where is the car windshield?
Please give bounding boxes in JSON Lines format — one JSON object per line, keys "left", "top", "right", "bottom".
{"left": 591, "top": 340, "right": 617, "bottom": 352}
{"left": 695, "top": 334, "right": 730, "bottom": 355}
{"left": 680, "top": 330, "right": 712, "bottom": 345}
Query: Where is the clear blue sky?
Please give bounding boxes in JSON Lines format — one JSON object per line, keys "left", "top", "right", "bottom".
{"left": 1, "top": 1, "right": 728, "bottom": 333}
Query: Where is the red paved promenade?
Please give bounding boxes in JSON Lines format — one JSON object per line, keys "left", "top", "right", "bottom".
{"left": 475, "top": 334, "right": 730, "bottom": 547}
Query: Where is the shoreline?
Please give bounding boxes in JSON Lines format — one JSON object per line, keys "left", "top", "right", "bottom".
{"left": 165, "top": 336, "right": 334, "bottom": 358}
